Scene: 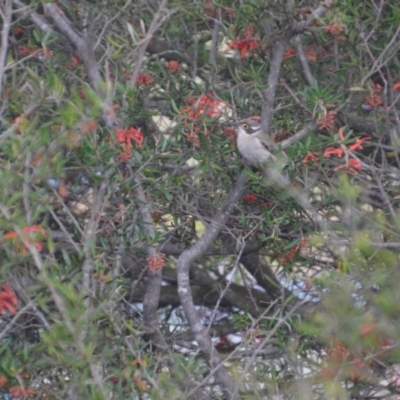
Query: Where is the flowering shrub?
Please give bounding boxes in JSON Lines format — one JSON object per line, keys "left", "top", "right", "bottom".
{"left": 229, "top": 27, "right": 260, "bottom": 59}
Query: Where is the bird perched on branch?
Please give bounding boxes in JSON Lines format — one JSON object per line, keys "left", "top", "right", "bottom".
{"left": 232, "top": 117, "right": 277, "bottom": 168}
{"left": 232, "top": 116, "right": 290, "bottom": 188}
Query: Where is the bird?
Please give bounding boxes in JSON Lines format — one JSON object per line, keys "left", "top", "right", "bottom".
{"left": 233, "top": 117, "right": 276, "bottom": 168}
{"left": 232, "top": 116, "right": 292, "bottom": 190}
{"left": 233, "top": 118, "right": 326, "bottom": 221}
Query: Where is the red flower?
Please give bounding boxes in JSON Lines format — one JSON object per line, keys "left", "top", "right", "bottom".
{"left": 324, "top": 147, "right": 344, "bottom": 158}
{"left": 9, "top": 386, "right": 36, "bottom": 399}
{"left": 283, "top": 48, "right": 296, "bottom": 61}
{"left": 0, "top": 285, "right": 18, "bottom": 316}
{"left": 185, "top": 132, "right": 200, "bottom": 146}
{"left": 167, "top": 60, "right": 180, "bottom": 73}
{"left": 304, "top": 46, "right": 317, "bottom": 62}
{"left": 4, "top": 225, "right": 46, "bottom": 253}
{"left": 302, "top": 152, "right": 319, "bottom": 166}
{"left": 116, "top": 127, "right": 143, "bottom": 148}
{"left": 323, "top": 127, "right": 370, "bottom": 159}
{"left": 276, "top": 241, "right": 304, "bottom": 266}
{"left": 182, "top": 94, "right": 226, "bottom": 120}
{"left": 324, "top": 152, "right": 364, "bottom": 175}
{"left": 18, "top": 46, "right": 32, "bottom": 56}
{"left": 320, "top": 340, "right": 372, "bottom": 382}
{"left": 69, "top": 55, "right": 79, "bottom": 68}
{"left": 135, "top": 72, "right": 155, "bottom": 86}
{"left": 229, "top": 27, "right": 260, "bottom": 59}
{"left": 348, "top": 136, "right": 371, "bottom": 151}
{"left": 0, "top": 375, "right": 8, "bottom": 387}
{"left": 147, "top": 253, "right": 165, "bottom": 273}
{"left": 116, "top": 127, "right": 144, "bottom": 162}
{"left": 325, "top": 22, "right": 345, "bottom": 36}
{"left": 244, "top": 194, "right": 257, "bottom": 204}
{"left": 134, "top": 376, "right": 148, "bottom": 391}
{"left": 358, "top": 322, "right": 379, "bottom": 338}
{"left": 317, "top": 110, "right": 336, "bottom": 130}
{"left": 81, "top": 120, "right": 98, "bottom": 133}
{"left": 364, "top": 94, "right": 382, "bottom": 107}
{"left": 334, "top": 158, "right": 362, "bottom": 175}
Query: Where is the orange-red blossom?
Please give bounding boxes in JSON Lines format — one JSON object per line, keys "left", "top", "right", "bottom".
{"left": 4, "top": 225, "right": 46, "bottom": 253}
{"left": 181, "top": 94, "right": 226, "bottom": 120}
{"left": 116, "top": 127, "right": 143, "bottom": 162}
{"left": 179, "top": 94, "right": 227, "bottom": 139}
{"left": 9, "top": 386, "right": 36, "bottom": 399}
{"left": 229, "top": 27, "right": 260, "bottom": 59}
{"left": 147, "top": 252, "right": 165, "bottom": 273}
{"left": 0, "top": 284, "right": 18, "bottom": 316}
{"left": 323, "top": 127, "right": 370, "bottom": 175}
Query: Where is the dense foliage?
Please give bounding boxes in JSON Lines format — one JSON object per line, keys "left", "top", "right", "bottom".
{"left": 1, "top": 0, "right": 400, "bottom": 398}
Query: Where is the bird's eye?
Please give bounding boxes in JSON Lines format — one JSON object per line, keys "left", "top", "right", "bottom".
{"left": 241, "top": 123, "right": 249, "bottom": 130}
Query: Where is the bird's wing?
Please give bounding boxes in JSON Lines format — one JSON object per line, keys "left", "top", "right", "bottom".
{"left": 258, "top": 138, "right": 271, "bottom": 151}
{"left": 259, "top": 138, "right": 289, "bottom": 159}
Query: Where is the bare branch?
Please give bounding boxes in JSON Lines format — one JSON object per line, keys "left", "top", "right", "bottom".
{"left": 130, "top": 0, "right": 170, "bottom": 87}
{"left": 12, "top": 0, "right": 53, "bottom": 33}
{"left": 134, "top": 175, "right": 167, "bottom": 350}
{"left": 43, "top": 3, "right": 85, "bottom": 51}
{"left": 209, "top": 8, "right": 221, "bottom": 68}
{"left": 293, "top": 0, "right": 334, "bottom": 33}
{"left": 81, "top": 182, "right": 108, "bottom": 297}
{"left": 361, "top": 23, "right": 400, "bottom": 86}
{"left": 261, "top": 0, "right": 332, "bottom": 137}
{"left": 294, "top": 35, "right": 315, "bottom": 86}
{"left": 177, "top": 174, "right": 248, "bottom": 396}
{"left": 279, "top": 122, "right": 317, "bottom": 149}
{"left": 261, "top": 30, "right": 291, "bottom": 138}
{"left": 43, "top": 3, "right": 102, "bottom": 90}
{"left": 0, "top": 0, "right": 12, "bottom": 99}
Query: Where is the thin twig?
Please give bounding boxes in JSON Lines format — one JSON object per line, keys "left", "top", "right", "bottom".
{"left": 209, "top": 7, "right": 221, "bottom": 69}
{"left": 294, "top": 35, "right": 315, "bottom": 86}
{"left": 47, "top": 207, "right": 82, "bottom": 254}
{"left": 332, "top": 35, "right": 339, "bottom": 71}
{"left": 130, "top": 0, "right": 170, "bottom": 87}
{"left": 279, "top": 121, "right": 317, "bottom": 149}
{"left": 360, "top": 23, "right": 400, "bottom": 86}
{"left": 94, "top": 0, "right": 133, "bottom": 50}
{"left": 280, "top": 78, "right": 313, "bottom": 114}
{"left": 231, "top": 298, "right": 307, "bottom": 399}
{"left": 0, "top": 0, "right": 12, "bottom": 99}
{"left": 50, "top": 187, "right": 85, "bottom": 236}
{"left": 261, "top": 0, "right": 332, "bottom": 137}
{"left": 22, "top": 153, "right": 32, "bottom": 224}
{"left": 12, "top": 0, "right": 53, "bottom": 33}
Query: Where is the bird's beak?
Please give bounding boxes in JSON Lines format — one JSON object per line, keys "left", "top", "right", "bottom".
{"left": 231, "top": 121, "right": 239, "bottom": 128}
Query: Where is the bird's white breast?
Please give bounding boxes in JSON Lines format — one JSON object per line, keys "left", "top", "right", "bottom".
{"left": 237, "top": 135, "right": 273, "bottom": 166}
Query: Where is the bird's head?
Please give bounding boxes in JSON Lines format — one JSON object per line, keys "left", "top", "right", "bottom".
{"left": 232, "top": 117, "right": 262, "bottom": 136}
